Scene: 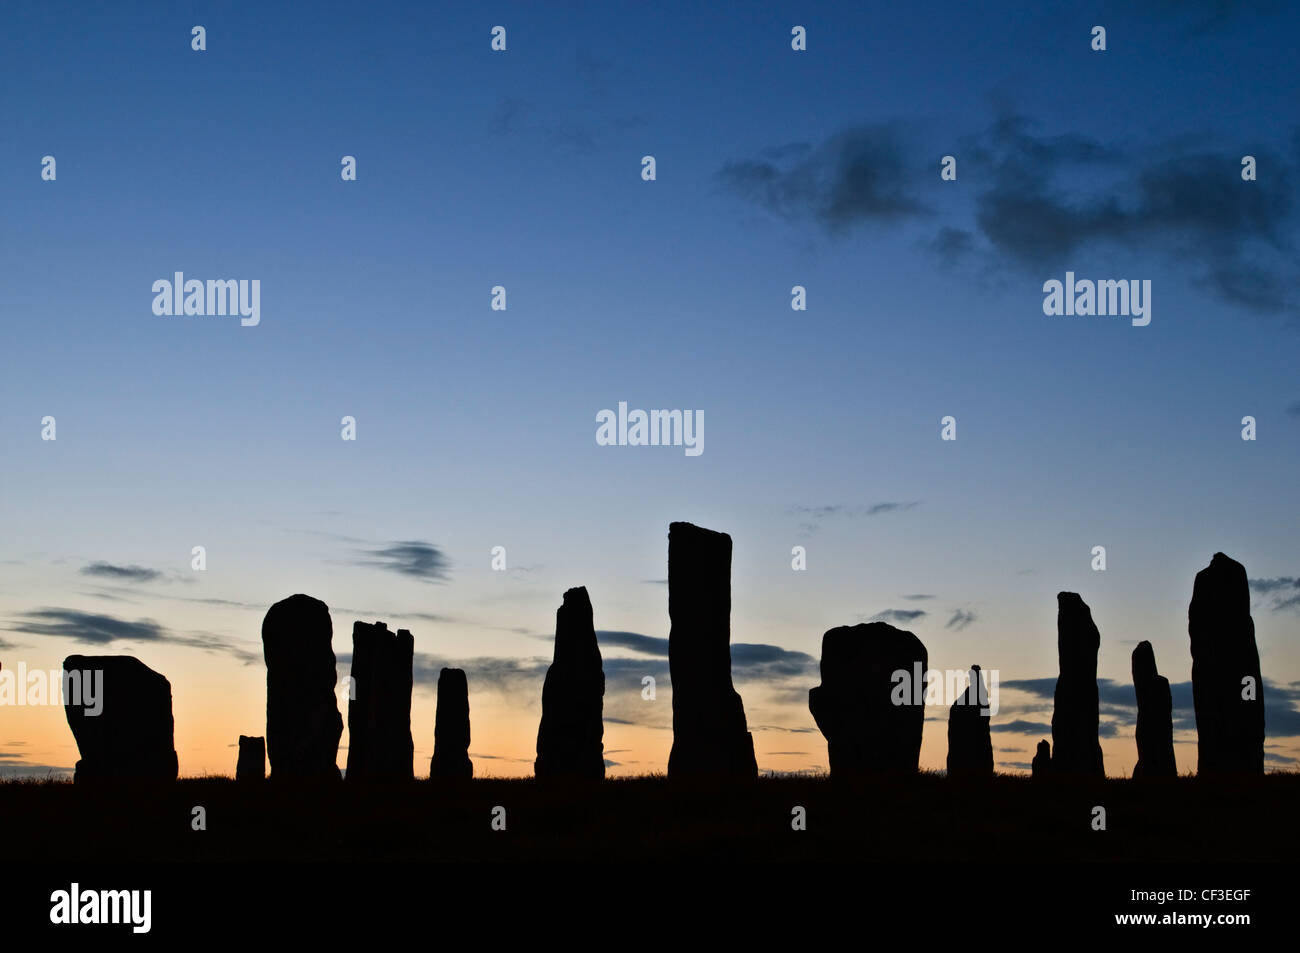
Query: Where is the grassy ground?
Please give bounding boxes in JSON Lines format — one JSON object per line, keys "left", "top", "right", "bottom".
{"left": 2, "top": 771, "right": 1296, "bottom": 862}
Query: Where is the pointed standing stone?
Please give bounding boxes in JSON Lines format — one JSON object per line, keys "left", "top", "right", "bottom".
{"left": 947, "top": 665, "right": 993, "bottom": 778}
{"left": 666, "top": 522, "right": 757, "bottom": 779}
{"left": 1050, "top": 592, "right": 1104, "bottom": 776}
{"left": 346, "top": 621, "right": 414, "bottom": 781}
{"left": 808, "top": 622, "right": 928, "bottom": 775}
{"left": 1131, "top": 641, "right": 1176, "bottom": 778}
{"left": 1189, "top": 553, "right": 1264, "bottom": 774}
{"left": 236, "top": 735, "right": 266, "bottom": 781}
{"left": 535, "top": 587, "right": 605, "bottom": 778}
{"left": 430, "top": 667, "right": 473, "bottom": 779}
{"left": 63, "top": 655, "right": 178, "bottom": 783}
{"left": 262, "top": 594, "right": 343, "bottom": 780}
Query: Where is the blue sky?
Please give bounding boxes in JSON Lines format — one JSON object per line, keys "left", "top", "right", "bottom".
{"left": 1, "top": 0, "right": 1298, "bottom": 777}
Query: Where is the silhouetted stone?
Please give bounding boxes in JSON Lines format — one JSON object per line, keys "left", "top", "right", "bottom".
{"left": 809, "top": 622, "right": 928, "bottom": 776}
{"left": 535, "top": 587, "right": 605, "bottom": 778}
{"left": 947, "top": 665, "right": 993, "bottom": 778}
{"left": 1132, "top": 641, "right": 1176, "bottom": 778}
{"left": 345, "top": 621, "right": 414, "bottom": 781}
{"left": 666, "top": 522, "right": 757, "bottom": 779}
{"left": 1031, "top": 740, "right": 1051, "bottom": 778}
{"left": 1189, "top": 553, "right": 1264, "bottom": 775}
{"left": 430, "top": 668, "right": 472, "bottom": 779}
{"left": 63, "top": 655, "right": 178, "bottom": 783}
{"left": 237, "top": 735, "right": 265, "bottom": 781}
{"left": 262, "top": 594, "right": 343, "bottom": 780}
{"left": 1050, "top": 592, "right": 1105, "bottom": 776}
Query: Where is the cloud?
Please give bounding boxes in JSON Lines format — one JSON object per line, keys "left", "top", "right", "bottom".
{"left": 597, "top": 631, "right": 669, "bottom": 656}
{"left": 790, "top": 502, "right": 920, "bottom": 536}
{"left": 990, "top": 720, "right": 1052, "bottom": 734}
{"left": 868, "top": 609, "right": 928, "bottom": 624}
{"left": 716, "top": 123, "right": 930, "bottom": 232}
{"left": 946, "top": 609, "right": 977, "bottom": 631}
{"left": 902, "top": 594, "right": 935, "bottom": 601}
{"left": 959, "top": 114, "right": 1299, "bottom": 315}
{"left": 354, "top": 541, "right": 450, "bottom": 583}
{"left": 79, "top": 562, "right": 162, "bottom": 583}
{"left": 5, "top": 607, "right": 260, "bottom": 664}
{"left": 1287, "top": 401, "right": 1300, "bottom": 418}
{"left": 1248, "top": 576, "right": 1300, "bottom": 613}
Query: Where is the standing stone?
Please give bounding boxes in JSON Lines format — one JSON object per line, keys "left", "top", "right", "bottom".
{"left": 430, "top": 667, "right": 472, "bottom": 779}
{"left": 63, "top": 655, "right": 178, "bottom": 783}
{"left": 1050, "top": 592, "right": 1105, "bottom": 776}
{"left": 346, "top": 621, "right": 414, "bottom": 781}
{"left": 535, "top": 587, "right": 605, "bottom": 778}
{"left": 262, "top": 594, "right": 343, "bottom": 780}
{"left": 666, "top": 522, "right": 757, "bottom": 779}
{"left": 808, "top": 622, "right": 928, "bottom": 775}
{"left": 1031, "top": 740, "right": 1051, "bottom": 778}
{"left": 236, "top": 735, "right": 266, "bottom": 781}
{"left": 1131, "top": 641, "right": 1176, "bottom": 778}
{"left": 947, "top": 665, "right": 993, "bottom": 778}
{"left": 1189, "top": 552, "right": 1265, "bottom": 774}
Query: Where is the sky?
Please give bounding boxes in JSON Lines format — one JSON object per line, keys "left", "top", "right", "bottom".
{"left": 1, "top": 0, "right": 1298, "bottom": 779}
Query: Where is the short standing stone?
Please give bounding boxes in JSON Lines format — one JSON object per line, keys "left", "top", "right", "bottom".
{"left": 947, "top": 665, "right": 994, "bottom": 778}
{"left": 236, "top": 735, "right": 266, "bottom": 781}
{"left": 63, "top": 655, "right": 178, "bottom": 783}
{"left": 809, "top": 622, "right": 928, "bottom": 775}
{"left": 1131, "top": 641, "right": 1176, "bottom": 778}
{"left": 430, "top": 668, "right": 473, "bottom": 779}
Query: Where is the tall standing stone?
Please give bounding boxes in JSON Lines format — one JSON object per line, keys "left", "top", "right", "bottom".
{"left": 236, "top": 735, "right": 266, "bottom": 781}
{"left": 262, "top": 594, "right": 343, "bottom": 780}
{"left": 346, "top": 621, "right": 414, "bottom": 781}
{"left": 535, "top": 587, "right": 605, "bottom": 778}
{"left": 430, "top": 667, "right": 472, "bottom": 779}
{"left": 1131, "top": 641, "right": 1176, "bottom": 778}
{"left": 63, "top": 655, "right": 178, "bottom": 783}
{"left": 1050, "top": 592, "right": 1105, "bottom": 776}
{"left": 808, "top": 622, "right": 928, "bottom": 775}
{"left": 1189, "top": 552, "right": 1264, "bottom": 774}
{"left": 947, "top": 665, "right": 993, "bottom": 778}
{"left": 666, "top": 522, "right": 757, "bottom": 779}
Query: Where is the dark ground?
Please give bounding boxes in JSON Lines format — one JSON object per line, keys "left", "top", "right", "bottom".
{"left": 3, "top": 773, "right": 1291, "bottom": 937}
{"left": 2, "top": 771, "right": 1295, "bottom": 862}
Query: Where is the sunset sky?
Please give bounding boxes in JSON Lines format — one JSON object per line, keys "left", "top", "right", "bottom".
{"left": 2, "top": 0, "right": 1298, "bottom": 779}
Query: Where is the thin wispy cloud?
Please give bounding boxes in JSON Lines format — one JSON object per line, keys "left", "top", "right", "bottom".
{"left": 353, "top": 541, "right": 451, "bottom": 583}
{"left": 5, "top": 607, "right": 261, "bottom": 665}
{"left": 79, "top": 562, "right": 162, "bottom": 583}
{"left": 868, "top": 609, "right": 927, "bottom": 624}
{"left": 946, "top": 609, "right": 978, "bottom": 631}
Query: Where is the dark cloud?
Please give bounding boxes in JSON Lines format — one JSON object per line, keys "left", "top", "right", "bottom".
{"left": 597, "top": 631, "right": 669, "bottom": 656}
{"left": 716, "top": 123, "right": 930, "bottom": 232}
{"left": 79, "top": 562, "right": 162, "bottom": 583}
{"left": 869, "top": 609, "right": 927, "bottom": 624}
{"left": 1248, "top": 577, "right": 1300, "bottom": 613}
{"left": 354, "top": 541, "right": 450, "bottom": 583}
{"left": 990, "top": 720, "right": 1052, "bottom": 734}
{"left": 902, "top": 594, "right": 935, "bottom": 601}
{"left": 946, "top": 609, "right": 977, "bottom": 631}
{"left": 5, "top": 607, "right": 260, "bottom": 664}
{"left": 963, "top": 115, "right": 1298, "bottom": 314}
